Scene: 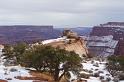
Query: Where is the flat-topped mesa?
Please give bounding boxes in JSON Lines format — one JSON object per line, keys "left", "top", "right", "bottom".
{"left": 91, "top": 22, "right": 124, "bottom": 40}
{"left": 107, "top": 22, "right": 124, "bottom": 26}
{"left": 96, "top": 22, "right": 124, "bottom": 28}
{"left": 0, "top": 25, "right": 60, "bottom": 44}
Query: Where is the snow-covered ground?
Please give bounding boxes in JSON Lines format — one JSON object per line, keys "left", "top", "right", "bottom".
{"left": 0, "top": 48, "right": 33, "bottom": 82}
{"left": 70, "top": 58, "right": 124, "bottom": 82}
{"left": 0, "top": 46, "right": 124, "bottom": 82}
{"left": 0, "top": 65, "right": 32, "bottom": 82}
{"left": 81, "top": 59, "right": 113, "bottom": 82}
{"left": 42, "top": 37, "right": 67, "bottom": 45}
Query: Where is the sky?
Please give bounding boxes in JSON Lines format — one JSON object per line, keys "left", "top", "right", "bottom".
{"left": 0, "top": 0, "right": 124, "bottom": 27}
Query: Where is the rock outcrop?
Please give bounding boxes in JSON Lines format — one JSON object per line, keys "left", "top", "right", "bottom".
{"left": 44, "top": 30, "right": 88, "bottom": 57}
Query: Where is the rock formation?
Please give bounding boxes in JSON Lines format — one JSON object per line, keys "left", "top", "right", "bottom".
{"left": 87, "top": 35, "right": 118, "bottom": 57}
{"left": 44, "top": 30, "right": 88, "bottom": 57}
{"left": 89, "top": 22, "right": 124, "bottom": 56}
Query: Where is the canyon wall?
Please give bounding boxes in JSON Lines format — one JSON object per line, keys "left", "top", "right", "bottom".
{"left": 89, "top": 22, "right": 124, "bottom": 56}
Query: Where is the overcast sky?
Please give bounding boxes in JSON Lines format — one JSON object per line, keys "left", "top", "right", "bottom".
{"left": 0, "top": 0, "right": 124, "bottom": 27}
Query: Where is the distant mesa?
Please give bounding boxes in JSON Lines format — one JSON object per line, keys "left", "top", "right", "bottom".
{"left": 0, "top": 25, "right": 61, "bottom": 44}
{"left": 99, "top": 22, "right": 124, "bottom": 27}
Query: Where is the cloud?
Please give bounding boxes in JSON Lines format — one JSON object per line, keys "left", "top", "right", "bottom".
{"left": 0, "top": 0, "right": 124, "bottom": 27}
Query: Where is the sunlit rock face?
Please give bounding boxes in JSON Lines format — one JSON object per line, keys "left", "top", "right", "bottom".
{"left": 43, "top": 30, "right": 88, "bottom": 57}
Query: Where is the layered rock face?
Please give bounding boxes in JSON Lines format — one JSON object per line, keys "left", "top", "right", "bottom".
{"left": 91, "top": 22, "right": 124, "bottom": 40}
{"left": 114, "top": 40, "right": 124, "bottom": 55}
{"left": 87, "top": 35, "right": 118, "bottom": 57}
{"left": 89, "top": 22, "right": 124, "bottom": 56}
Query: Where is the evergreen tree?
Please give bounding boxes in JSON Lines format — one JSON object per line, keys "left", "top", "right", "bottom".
{"left": 3, "top": 43, "right": 82, "bottom": 82}
{"left": 22, "top": 45, "right": 81, "bottom": 82}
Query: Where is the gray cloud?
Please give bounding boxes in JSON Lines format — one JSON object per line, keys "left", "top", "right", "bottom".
{"left": 0, "top": 0, "right": 124, "bottom": 27}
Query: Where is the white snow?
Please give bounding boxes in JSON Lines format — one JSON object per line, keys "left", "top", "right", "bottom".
{"left": 70, "top": 58, "right": 124, "bottom": 82}
{"left": 88, "top": 40, "right": 118, "bottom": 48}
{"left": 88, "top": 35, "right": 118, "bottom": 49}
{"left": 0, "top": 48, "right": 33, "bottom": 82}
{"left": 42, "top": 37, "right": 67, "bottom": 44}
{"left": 0, "top": 65, "right": 33, "bottom": 82}
{"left": 99, "top": 22, "right": 124, "bottom": 28}
{"left": 88, "top": 35, "right": 114, "bottom": 42}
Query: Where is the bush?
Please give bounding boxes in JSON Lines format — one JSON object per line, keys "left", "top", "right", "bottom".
{"left": 108, "top": 55, "right": 124, "bottom": 71}
{"left": 10, "top": 68, "right": 18, "bottom": 72}
{"left": 93, "top": 73, "right": 99, "bottom": 77}
{"left": 79, "top": 73, "right": 90, "bottom": 79}
{"left": 99, "top": 76, "right": 104, "bottom": 80}
{"left": 119, "top": 73, "right": 124, "bottom": 80}
{"left": 106, "top": 77, "right": 111, "bottom": 81}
